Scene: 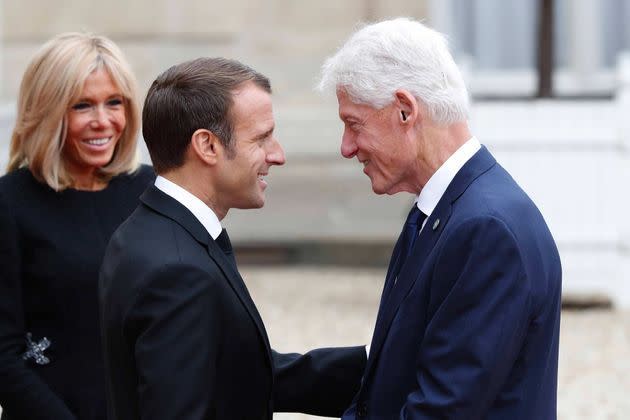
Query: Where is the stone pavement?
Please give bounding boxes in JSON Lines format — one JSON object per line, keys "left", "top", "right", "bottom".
{"left": 241, "top": 266, "right": 630, "bottom": 420}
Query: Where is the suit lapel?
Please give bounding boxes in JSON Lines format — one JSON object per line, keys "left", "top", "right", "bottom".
{"left": 141, "top": 185, "right": 209, "bottom": 244}
{"left": 205, "top": 238, "right": 273, "bottom": 366}
{"left": 140, "top": 186, "right": 273, "bottom": 367}
{"left": 365, "top": 207, "right": 452, "bottom": 377}
{"left": 375, "top": 234, "right": 404, "bottom": 317}
{"left": 364, "top": 147, "right": 497, "bottom": 379}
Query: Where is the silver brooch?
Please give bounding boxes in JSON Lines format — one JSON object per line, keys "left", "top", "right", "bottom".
{"left": 22, "top": 332, "right": 51, "bottom": 365}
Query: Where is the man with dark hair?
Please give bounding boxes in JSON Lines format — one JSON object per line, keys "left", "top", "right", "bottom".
{"left": 99, "top": 57, "right": 366, "bottom": 420}
{"left": 141, "top": 57, "right": 272, "bottom": 171}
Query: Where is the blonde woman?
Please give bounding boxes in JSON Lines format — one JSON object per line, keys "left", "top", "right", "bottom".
{"left": 0, "top": 33, "right": 153, "bottom": 419}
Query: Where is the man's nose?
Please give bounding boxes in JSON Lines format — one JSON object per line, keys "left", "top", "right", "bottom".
{"left": 340, "top": 130, "right": 357, "bottom": 159}
{"left": 267, "top": 137, "right": 286, "bottom": 166}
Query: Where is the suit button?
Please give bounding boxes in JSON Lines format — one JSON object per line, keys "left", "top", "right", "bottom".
{"left": 357, "top": 402, "right": 368, "bottom": 418}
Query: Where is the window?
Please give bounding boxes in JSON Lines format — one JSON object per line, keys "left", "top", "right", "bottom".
{"left": 429, "top": 0, "right": 630, "bottom": 97}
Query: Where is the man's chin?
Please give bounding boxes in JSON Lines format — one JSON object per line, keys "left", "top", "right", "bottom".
{"left": 371, "top": 185, "right": 387, "bottom": 195}
{"left": 371, "top": 182, "right": 405, "bottom": 196}
{"left": 369, "top": 179, "right": 388, "bottom": 195}
{"left": 255, "top": 193, "right": 266, "bottom": 208}
{"left": 235, "top": 196, "right": 266, "bottom": 210}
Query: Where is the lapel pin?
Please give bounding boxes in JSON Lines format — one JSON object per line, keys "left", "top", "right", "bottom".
{"left": 432, "top": 219, "right": 440, "bottom": 230}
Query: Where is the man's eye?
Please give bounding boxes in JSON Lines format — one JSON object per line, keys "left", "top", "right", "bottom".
{"left": 71, "top": 102, "right": 91, "bottom": 111}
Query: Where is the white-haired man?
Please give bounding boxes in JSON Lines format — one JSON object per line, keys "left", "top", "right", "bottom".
{"left": 320, "top": 18, "right": 561, "bottom": 419}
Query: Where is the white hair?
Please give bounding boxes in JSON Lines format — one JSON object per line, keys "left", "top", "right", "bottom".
{"left": 319, "top": 17, "right": 469, "bottom": 125}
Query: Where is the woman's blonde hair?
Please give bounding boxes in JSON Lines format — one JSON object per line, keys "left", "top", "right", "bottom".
{"left": 7, "top": 32, "right": 140, "bottom": 190}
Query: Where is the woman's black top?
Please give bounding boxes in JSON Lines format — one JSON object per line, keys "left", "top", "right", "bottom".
{"left": 0, "top": 165, "right": 154, "bottom": 419}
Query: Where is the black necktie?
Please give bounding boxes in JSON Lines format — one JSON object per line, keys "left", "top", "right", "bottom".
{"left": 215, "top": 228, "right": 237, "bottom": 267}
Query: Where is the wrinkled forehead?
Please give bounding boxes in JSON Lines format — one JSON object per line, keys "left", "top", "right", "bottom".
{"left": 336, "top": 87, "right": 377, "bottom": 120}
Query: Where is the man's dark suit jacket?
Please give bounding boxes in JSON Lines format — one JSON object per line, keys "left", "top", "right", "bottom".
{"left": 99, "top": 186, "right": 366, "bottom": 420}
{"left": 343, "top": 147, "right": 562, "bottom": 419}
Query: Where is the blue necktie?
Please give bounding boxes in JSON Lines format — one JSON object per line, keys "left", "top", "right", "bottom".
{"left": 390, "top": 205, "right": 426, "bottom": 285}
{"left": 379, "top": 203, "right": 427, "bottom": 310}
{"left": 376, "top": 204, "right": 427, "bottom": 323}
{"left": 400, "top": 205, "right": 425, "bottom": 260}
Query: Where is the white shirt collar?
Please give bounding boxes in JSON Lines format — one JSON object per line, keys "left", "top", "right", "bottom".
{"left": 154, "top": 175, "right": 223, "bottom": 240}
{"left": 416, "top": 137, "right": 481, "bottom": 218}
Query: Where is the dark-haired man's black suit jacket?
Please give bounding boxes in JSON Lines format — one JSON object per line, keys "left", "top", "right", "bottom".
{"left": 99, "top": 186, "right": 366, "bottom": 420}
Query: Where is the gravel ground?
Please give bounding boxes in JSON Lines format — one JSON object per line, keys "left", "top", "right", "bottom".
{"left": 241, "top": 266, "right": 630, "bottom": 420}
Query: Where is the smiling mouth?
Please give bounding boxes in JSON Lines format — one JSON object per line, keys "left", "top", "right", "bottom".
{"left": 258, "top": 173, "right": 269, "bottom": 185}
{"left": 83, "top": 137, "right": 112, "bottom": 146}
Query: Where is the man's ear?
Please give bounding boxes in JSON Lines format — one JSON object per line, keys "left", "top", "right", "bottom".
{"left": 190, "top": 129, "right": 221, "bottom": 166}
{"left": 394, "top": 89, "right": 420, "bottom": 125}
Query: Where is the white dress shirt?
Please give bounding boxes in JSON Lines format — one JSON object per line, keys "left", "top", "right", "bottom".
{"left": 416, "top": 137, "right": 481, "bottom": 231}
{"left": 154, "top": 175, "right": 222, "bottom": 240}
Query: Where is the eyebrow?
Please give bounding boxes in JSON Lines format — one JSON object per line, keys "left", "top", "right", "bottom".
{"left": 73, "top": 93, "right": 124, "bottom": 102}
{"left": 339, "top": 113, "right": 359, "bottom": 122}
{"left": 254, "top": 126, "right": 275, "bottom": 141}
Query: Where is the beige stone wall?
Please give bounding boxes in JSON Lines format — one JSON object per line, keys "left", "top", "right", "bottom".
{"left": 2, "top": 0, "right": 428, "bottom": 102}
